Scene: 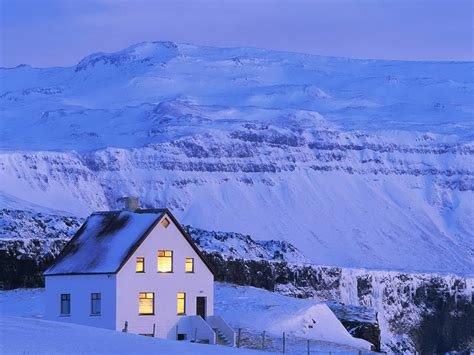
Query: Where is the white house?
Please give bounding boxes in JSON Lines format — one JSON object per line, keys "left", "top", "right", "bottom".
{"left": 44, "top": 206, "right": 235, "bottom": 346}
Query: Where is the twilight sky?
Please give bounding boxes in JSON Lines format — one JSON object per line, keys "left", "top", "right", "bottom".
{"left": 0, "top": 0, "right": 473, "bottom": 68}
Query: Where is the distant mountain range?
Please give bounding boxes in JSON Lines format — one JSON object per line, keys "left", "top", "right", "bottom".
{"left": 1, "top": 41, "right": 473, "bottom": 274}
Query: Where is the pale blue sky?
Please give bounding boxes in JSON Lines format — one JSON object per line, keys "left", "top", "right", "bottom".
{"left": 0, "top": 0, "right": 473, "bottom": 67}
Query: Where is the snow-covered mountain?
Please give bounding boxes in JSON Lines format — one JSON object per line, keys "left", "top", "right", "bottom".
{"left": 1, "top": 41, "right": 473, "bottom": 275}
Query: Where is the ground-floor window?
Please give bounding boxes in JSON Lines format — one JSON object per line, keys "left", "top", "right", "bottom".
{"left": 139, "top": 292, "right": 154, "bottom": 315}
{"left": 60, "top": 294, "right": 70, "bottom": 315}
{"left": 91, "top": 293, "right": 101, "bottom": 315}
{"left": 177, "top": 292, "right": 186, "bottom": 315}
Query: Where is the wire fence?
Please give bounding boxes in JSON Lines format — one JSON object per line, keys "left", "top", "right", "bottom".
{"left": 235, "top": 328, "right": 374, "bottom": 354}
{"left": 122, "top": 322, "right": 374, "bottom": 354}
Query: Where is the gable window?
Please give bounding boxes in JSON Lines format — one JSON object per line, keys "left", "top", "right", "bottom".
{"left": 157, "top": 250, "right": 173, "bottom": 273}
{"left": 60, "top": 294, "right": 70, "bottom": 316}
{"left": 139, "top": 292, "right": 154, "bottom": 315}
{"left": 91, "top": 293, "right": 101, "bottom": 315}
{"left": 185, "top": 258, "right": 194, "bottom": 273}
{"left": 177, "top": 292, "right": 186, "bottom": 315}
{"left": 136, "top": 257, "right": 145, "bottom": 273}
{"left": 161, "top": 218, "right": 170, "bottom": 228}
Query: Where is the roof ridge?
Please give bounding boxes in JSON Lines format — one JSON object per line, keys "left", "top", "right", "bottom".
{"left": 91, "top": 208, "right": 167, "bottom": 215}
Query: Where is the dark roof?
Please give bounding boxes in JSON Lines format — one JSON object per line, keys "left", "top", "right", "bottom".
{"left": 44, "top": 208, "right": 215, "bottom": 276}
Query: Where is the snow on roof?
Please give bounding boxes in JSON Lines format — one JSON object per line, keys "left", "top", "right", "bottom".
{"left": 44, "top": 209, "right": 165, "bottom": 275}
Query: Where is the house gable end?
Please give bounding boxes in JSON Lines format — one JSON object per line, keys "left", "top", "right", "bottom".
{"left": 116, "top": 209, "right": 215, "bottom": 276}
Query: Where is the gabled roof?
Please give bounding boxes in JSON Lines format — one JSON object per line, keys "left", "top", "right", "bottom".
{"left": 44, "top": 209, "right": 215, "bottom": 276}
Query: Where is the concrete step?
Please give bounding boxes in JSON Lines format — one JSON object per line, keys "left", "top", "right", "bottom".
{"left": 213, "top": 328, "right": 231, "bottom": 346}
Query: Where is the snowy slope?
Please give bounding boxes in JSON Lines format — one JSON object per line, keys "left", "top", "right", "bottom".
{"left": 0, "top": 316, "right": 267, "bottom": 355}
{"left": 215, "top": 283, "right": 372, "bottom": 350}
{"left": 0, "top": 41, "right": 473, "bottom": 274}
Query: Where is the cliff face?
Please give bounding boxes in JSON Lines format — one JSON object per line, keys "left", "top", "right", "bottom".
{"left": 204, "top": 253, "right": 473, "bottom": 352}
{"left": 1, "top": 125, "right": 473, "bottom": 274}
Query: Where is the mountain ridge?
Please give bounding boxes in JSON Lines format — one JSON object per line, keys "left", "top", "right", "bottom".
{"left": 0, "top": 41, "right": 472, "bottom": 274}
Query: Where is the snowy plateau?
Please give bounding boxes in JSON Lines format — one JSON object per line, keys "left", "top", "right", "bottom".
{"left": 0, "top": 41, "right": 473, "bottom": 352}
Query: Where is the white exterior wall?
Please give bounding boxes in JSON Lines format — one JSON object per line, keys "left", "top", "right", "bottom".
{"left": 44, "top": 274, "right": 116, "bottom": 329}
{"left": 116, "top": 213, "right": 214, "bottom": 339}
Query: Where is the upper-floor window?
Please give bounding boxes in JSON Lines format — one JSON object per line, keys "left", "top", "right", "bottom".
{"left": 139, "top": 292, "right": 154, "bottom": 315}
{"left": 91, "top": 293, "right": 101, "bottom": 315}
{"left": 177, "top": 292, "right": 186, "bottom": 315}
{"left": 157, "top": 250, "right": 173, "bottom": 273}
{"left": 185, "top": 258, "right": 194, "bottom": 273}
{"left": 60, "top": 294, "right": 70, "bottom": 316}
{"left": 136, "top": 257, "right": 145, "bottom": 273}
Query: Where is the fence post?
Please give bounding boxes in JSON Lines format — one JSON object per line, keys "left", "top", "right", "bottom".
{"left": 152, "top": 323, "right": 156, "bottom": 337}
{"left": 307, "top": 339, "right": 310, "bottom": 355}
{"left": 237, "top": 328, "right": 241, "bottom": 348}
{"left": 194, "top": 328, "right": 197, "bottom": 342}
{"left": 282, "top": 332, "right": 286, "bottom": 354}
{"left": 262, "top": 330, "right": 266, "bottom": 349}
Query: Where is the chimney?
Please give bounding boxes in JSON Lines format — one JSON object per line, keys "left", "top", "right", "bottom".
{"left": 123, "top": 196, "right": 139, "bottom": 211}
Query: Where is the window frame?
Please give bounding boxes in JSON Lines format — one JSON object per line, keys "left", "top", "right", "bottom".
{"left": 185, "top": 258, "right": 194, "bottom": 273}
{"left": 157, "top": 250, "right": 173, "bottom": 273}
{"left": 90, "top": 293, "right": 101, "bottom": 316}
{"left": 60, "top": 293, "right": 71, "bottom": 316}
{"left": 177, "top": 292, "right": 186, "bottom": 315}
{"left": 136, "top": 257, "right": 145, "bottom": 273}
{"left": 138, "top": 292, "right": 155, "bottom": 316}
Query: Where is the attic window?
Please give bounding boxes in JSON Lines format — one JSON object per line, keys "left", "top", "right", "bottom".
{"left": 157, "top": 250, "right": 173, "bottom": 273}
{"left": 161, "top": 218, "right": 170, "bottom": 228}
{"left": 136, "top": 257, "right": 145, "bottom": 273}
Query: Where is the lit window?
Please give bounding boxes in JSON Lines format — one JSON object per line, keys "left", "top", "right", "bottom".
{"left": 139, "top": 292, "right": 154, "bottom": 315}
{"left": 177, "top": 292, "right": 186, "bottom": 315}
{"left": 136, "top": 257, "right": 145, "bottom": 273}
{"left": 161, "top": 218, "right": 170, "bottom": 228}
{"left": 91, "top": 293, "right": 101, "bottom": 315}
{"left": 185, "top": 258, "right": 194, "bottom": 273}
{"left": 158, "top": 250, "right": 173, "bottom": 273}
{"left": 60, "top": 294, "right": 70, "bottom": 315}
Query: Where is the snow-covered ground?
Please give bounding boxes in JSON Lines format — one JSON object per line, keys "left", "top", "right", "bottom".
{"left": 0, "top": 284, "right": 374, "bottom": 354}
{"left": 0, "top": 316, "right": 268, "bottom": 355}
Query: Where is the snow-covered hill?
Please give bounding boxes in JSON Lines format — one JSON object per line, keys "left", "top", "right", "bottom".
{"left": 0, "top": 41, "right": 473, "bottom": 274}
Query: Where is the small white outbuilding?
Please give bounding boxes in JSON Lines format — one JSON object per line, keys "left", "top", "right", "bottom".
{"left": 44, "top": 207, "right": 235, "bottom": 346}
